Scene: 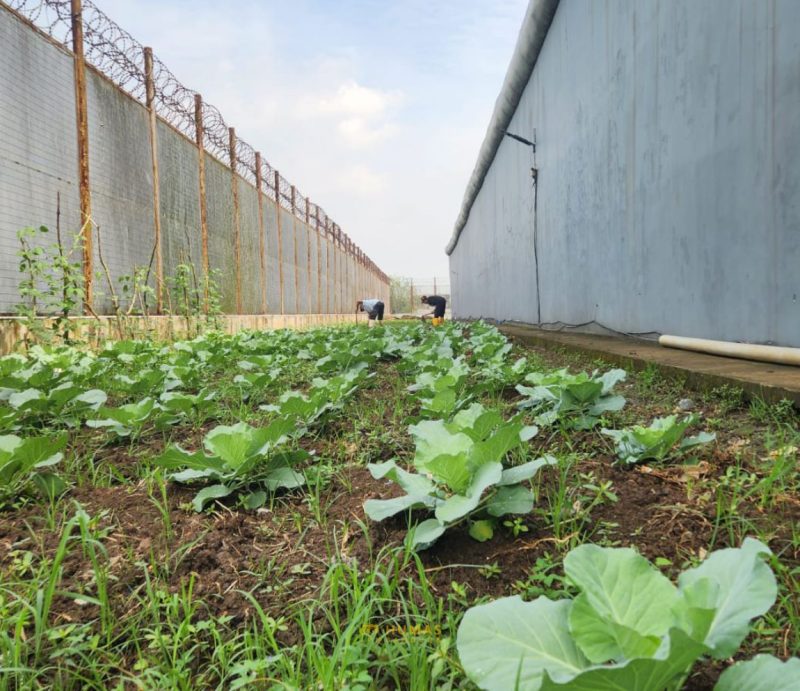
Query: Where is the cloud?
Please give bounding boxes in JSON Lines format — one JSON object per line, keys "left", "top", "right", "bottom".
{"left": 316, "top": 80, "right": 402, "bottom": 118}
{"left": 337, "top": 117, "right": 398, "bottom": 147}
{"left": 301, "top": 80, "right": 403, "bottom": 148}
{"left": 338, "top": 164, "right": 388, "bottom": 195}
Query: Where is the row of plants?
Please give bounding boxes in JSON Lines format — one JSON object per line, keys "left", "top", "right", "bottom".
{"left": 363, "top": 322, "right": 719, "bottom": 554}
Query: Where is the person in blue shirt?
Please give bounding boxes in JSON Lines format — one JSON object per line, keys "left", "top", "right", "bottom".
{"left": 356, "top": 298, "right": 385, "bottom": 327}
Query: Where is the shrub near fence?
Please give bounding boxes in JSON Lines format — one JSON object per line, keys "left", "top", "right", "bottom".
{"left": 0, "top": 0, "right": 390, "bottom": 316}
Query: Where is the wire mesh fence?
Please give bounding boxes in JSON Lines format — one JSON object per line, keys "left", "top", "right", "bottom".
{"left": 4, "top": 0, "right": 388, "bottom": 285}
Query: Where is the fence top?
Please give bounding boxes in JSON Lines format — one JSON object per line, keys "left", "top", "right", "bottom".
{"left": 4, "top": 0, "right": 389, "bottom": 283}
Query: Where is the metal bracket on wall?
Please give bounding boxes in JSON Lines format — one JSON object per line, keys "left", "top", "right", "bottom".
{"left": 505, "top": 130, "right": 538, "bottom": 182}
{"left": 504, "top": 131, "right": 536, "bottom": 151}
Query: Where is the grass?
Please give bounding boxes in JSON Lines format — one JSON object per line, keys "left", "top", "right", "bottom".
{"left": 0, "top": 322, "right": 798, "bottom": 689}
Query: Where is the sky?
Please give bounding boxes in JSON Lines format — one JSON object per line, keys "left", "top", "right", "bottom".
{"left": 99, "top": 0, "right": 529, "bottom": 279}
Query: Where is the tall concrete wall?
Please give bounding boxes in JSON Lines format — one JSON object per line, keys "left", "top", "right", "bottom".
{"left": 0, "top": 4, "right": 389, "bottom": 316}
{"left": 450, "top": 0, "right": 800, "bottom": 347}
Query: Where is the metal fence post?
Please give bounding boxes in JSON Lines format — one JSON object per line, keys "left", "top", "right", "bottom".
{"left": 194, "top": 94, "right": 209, "bottom": 307}
{"left": 324, "top": 216, "right": 331, "bottom": 313}
{"left": 341, "top": 229, "right": 347, "bottom": 313}
{"left": 315, "top": 205, "right": 322, "bottom": 313}
{"left": 274, "top": 171, "right": 284, "bottom": 314}
{"left": 334, "top": 225, "right": 341, "bottom": 314}
{"left": 305, "top": 197, "right": 312, "bottom": 314}
{"left": 346, "top": 237, "right": 352, "bottom": 312}
{"left": 70, "top": 0, "right": 93, "bottom": 312}
{"left": 330, "top": 223, "right": 335, "bottom": 314}
{"left": 290, "top": 185, "right": 299, "bottom": 313}
{"left": 255, "top": 152, "right": 267, "bottom": 313}
{"left": 355, "top": 249, "right": 360, "bottom": 303}
{"left": 229, "top": 128, "right": 242, "bottom": 312}
{"left": 143, "top": 47, "right": 163, "bottom": 313}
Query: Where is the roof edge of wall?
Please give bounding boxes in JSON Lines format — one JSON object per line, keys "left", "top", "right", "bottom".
{"left": 445, "top": 0, "right": 560, "bottom": 256}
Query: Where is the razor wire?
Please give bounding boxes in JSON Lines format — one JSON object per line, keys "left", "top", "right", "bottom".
{"left": 150, "top": 55, "right": 196, "bottom": 139}
{"left": 3, "top": 0, "right": 388, "bottom": 281}
{"left": 278, "top": 175, "right": 293, "bottom": 212}
{"left": 236, "top": 139, "right": 257, "bottom": 187}
{"left": 295, "top": 193, "right": 307, "bottom": 221}
{"left": 6, "top": 0, "right": 71, "bottom": 43}
{"left": 201, "top": 100, "right": 230, "bottom": 167}
{"left": 82, "top": 0, "right": 145, "bottom": 101}
{"left": 260, "top": 159, "right": 277, "bottom": 202}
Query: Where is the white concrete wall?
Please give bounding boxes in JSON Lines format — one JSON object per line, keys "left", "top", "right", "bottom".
{"left": 450, "top": 0, "right": 800, "bottom": 346}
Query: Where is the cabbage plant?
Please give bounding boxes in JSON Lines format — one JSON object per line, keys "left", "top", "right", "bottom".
{"left": 517, "top": 368, "right": 627, "bottom": 429}
{"left": 155, "top": 419, "right": 307, "bottom": 511}
{"left": 261, "top": 365, "right": 369, "bottom": 426}
{"left": 0, "top": 433, "right": 68, "bottom": 507}
{"left": 363, "top": 404, "right": 553, "bottom": 550}
{"left": 602, "top": 414, "right": 715, "bottom": 465}
{"left": 407, "top": 357, "right": 472, "bottom": 418}
{"left": 457, "top": 538, "right": 783, "bottom": 690}
{"left": 86, "top": 397, "right": 157, "bottom": 438}
{"left": 714, "top": 654, "right": 800, "bottom": 690}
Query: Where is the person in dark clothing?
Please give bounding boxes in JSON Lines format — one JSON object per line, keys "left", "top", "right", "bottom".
{"left": 421, "top": 295, "right": 447, "bottom": 326}
{"left": 356, "top": 298, "right": 385, "bottom": 327}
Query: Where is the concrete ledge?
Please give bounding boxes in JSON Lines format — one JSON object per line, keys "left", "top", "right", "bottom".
{"left": 500, "top": 323, "right": 800, "bottom": 406}
{"left": 0, "top": 314, "right": 363, "bottom": 354}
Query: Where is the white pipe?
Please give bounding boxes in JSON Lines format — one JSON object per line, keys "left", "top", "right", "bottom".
{"left": 659, "top": 335, "right": 800, "bottom": 367}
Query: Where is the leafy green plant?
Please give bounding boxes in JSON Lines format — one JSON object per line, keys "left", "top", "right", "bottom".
{"left": 14, "top": 223, "right": 86, "bottom": 348}
{"left": 2, "top": 383, "right": 106, "bottom": 429}
{"left": 155, "top": 420, "right": 307, "bottom": 511}
{"left": 0, "top": 433, "right": 68, "bottom": 507}
{"left": 407, "top": 357, "right": 472, "bottom": 418}
{"left": 474, "top": 356, "right": 528, "bottom": 395}
{"left": 457, "top": 538, "right": 779, "bottom": 690}
{"left": 715, "top": 654, "right": 800, "bottom": 690}
{"left": 517, "top": 368, "right": 627, "bottom": 429}
{"left": 601, "top": 414, "right": 715, "bottom": 465}
{"left": 503, "top": 517, "right": 529, "bottom": 537}
{"left": 86, "top": 398, "right": 156, "bottom": 438}
{"left": 261, "top": 365, "right": 369, "bottom": 427}
{"left": 157, "top": 390, "right": 218, "bottom": 426}
{"left": 363, "top": 404, "right": 552, "bottom": 549}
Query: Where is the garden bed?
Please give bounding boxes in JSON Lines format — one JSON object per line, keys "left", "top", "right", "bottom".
{"left": 0, "top": 323, "right": 797, "bottom": 689}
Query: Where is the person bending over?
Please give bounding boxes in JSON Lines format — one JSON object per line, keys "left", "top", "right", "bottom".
{"left": 356, "top": 298, "right": 384, "bottom": 327}
{"left": 421, "top": 295, "right": 447, "bottom": 326}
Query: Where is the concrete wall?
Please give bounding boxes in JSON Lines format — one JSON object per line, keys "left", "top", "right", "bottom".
{"left": 450, "top": 0, "right": 800, "bottom": 347}
{"left": 0, "top": 4, "right": 389, "bottom": 316}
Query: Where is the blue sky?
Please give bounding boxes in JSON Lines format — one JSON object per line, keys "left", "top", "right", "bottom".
{"left": 100, "top": 0, "right": 528, "bottom": 278}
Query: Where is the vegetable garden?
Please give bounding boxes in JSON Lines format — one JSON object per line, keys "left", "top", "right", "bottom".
{"left": 0, "top": 321, "right": 798, "bottom": 690}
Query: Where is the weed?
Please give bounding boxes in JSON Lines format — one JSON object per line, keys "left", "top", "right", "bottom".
{"left": 749, "top": 396, "right": 797, "bottom": 426}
